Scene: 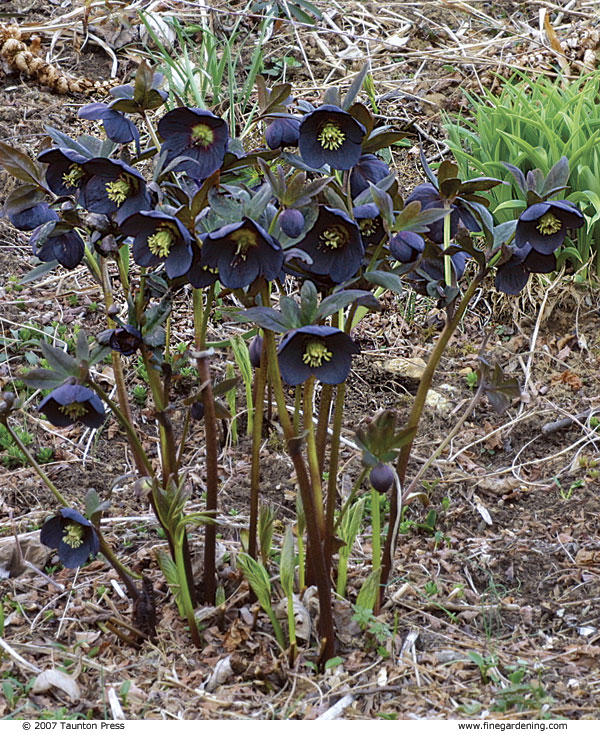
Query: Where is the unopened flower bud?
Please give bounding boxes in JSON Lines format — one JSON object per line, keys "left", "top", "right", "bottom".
{"left": 369, "top": 463, "right": 395, "bottom": 494}
{"left": 279, "top": 208, "right": 305, "bottom": 238}
{"left": 248, "top": 335, "right": 264, "bottom": 369}
{"left": 191, "top": 402, "right": 204, "bottom": 420}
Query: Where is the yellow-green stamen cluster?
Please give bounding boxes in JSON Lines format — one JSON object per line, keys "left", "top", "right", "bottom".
{"left": 320, "top": 226, "right": 347, "bottom": 250}
{"left": 191, "top": 123, "right": 215, "bottom": 148}
{"left": 302, "top": 340, "right": 333, "bottom": 368}
{"left": 536, "top": 212, "right": 562, "bottom": 236}
{"left": 230, "top": 229, "right": 257, "bottom": 260}
{"left": 62, "top": 164, "right": 83, "bottom": 189}
{"left": 359, "top": 219, "right": 377, "bottom": 237}
{"left": 58, "top": 402, "right": 88, "bottom": 420}
{"left": 105, "top": 177, "right": 131, "bottom": 205}
{"left": 62, "top": 522, "right": 84, "bottom": 549}
{"left": 317, "top": 121, "right": 346, "bottom": 151}
{"left": 147, "top": 227, "right": 175, "bottom": 258}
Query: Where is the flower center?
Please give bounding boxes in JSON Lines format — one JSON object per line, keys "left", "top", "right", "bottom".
{"left": 359, "top": 218, "right": 378, "bottom": 237}
{"left": 105, "top": 177, "right": 132, "bottom": 205}
{"left": 147, "top": 226, "right": 175, "bottom": 258}
{"left": 58, "top": 401, "right": 88, "bottom": 420}
{"left": 302, "top": 339, "right": 333, "bottom": 368}
{"left": 62, "top": 522, "right": 84, "bottom": 549}
{"left": 191, "top": 123, "right": 215, "bottom": 148}
{"left": 536, "top": 212, "right": 562, "bottom": 236}
{"left": 317, "top": 121, "right": 346, "bottom": 151}
{"left": 319, "top": 225, "right": 348, "bottom": 250}
{"left": 230, "top": 229, "right": 258, "bottom": 261}
{"left": 62, "top": 164, "right": 83, "bottom": 189}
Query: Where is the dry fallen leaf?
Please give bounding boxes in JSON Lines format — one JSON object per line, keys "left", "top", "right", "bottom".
{"left": 32, "top": 669, "right": 80, "bottom": 700}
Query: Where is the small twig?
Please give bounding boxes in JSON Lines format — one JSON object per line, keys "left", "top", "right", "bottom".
{"left": 542, "top": 408, "right": 597, "bottom": 435}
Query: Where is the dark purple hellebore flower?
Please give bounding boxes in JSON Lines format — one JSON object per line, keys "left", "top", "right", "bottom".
{"left": 185, "top": 237, "right": 219, "bottom": 289}
{"left": 350, "top": 154, "right": 390, "bottom": 199}
{"left": 201, "top": 217, "right": 284, "bottom": 289}
{"left": 30, "top": 224, "right": 85, "bottom": 270}
{"left": 8, "top": 202, "right": 58, "bottom": 231}
{"left": 369, "top": 463, "right": 395, "bottom": 493}
{"left": 296, "top": 206, "right": 364, "bottom": 283}
{"left": 406, "top": 249, "right": 469, "bottom": 296}
{"left": 157, "top": 107, "right": 229, "bottom": 179}
{"left": 120, "top": 211, "right": 193, "bottom": 279}
{"left": 38, "top": 147, "right": 89, "bottom": 197}
{"left": 278, "top": 325, "right": 360, "bottom": 385}
{"left": 405, "top": 183, "right": 479, "bottom": 244}
{"left": 40, "top": 508, "right": 99, "bottom": 569}
{"left": 80, "top": 158, "right": 150, "bottom": 224}
{"left": 279, "top": 208, "right": 305, "bottom": 238}
{"left": 354, "top": 203, "right": 385, "bottom": 249}
{"left": 515, "top": 200, "right": 584, "bottom": 255}
{"left": 298, "top": 104, "right": 365, "bottom": 170}
{"left": 389, "top": 231, "right": 425, "bottom": 263}
{"left": 108, "top": 325, "right": 143, "bottom": 356}
{"left": 38, "top": 383, "right": 105, "bottom": 429}
{"left": 494, "top": 243, "right": 556, "bottom": 295}
{"left": 78, "top": 102, "right": 139, "bottom": 145}
{"left": 265, "top": 117, "right": 300, "bottom": 150}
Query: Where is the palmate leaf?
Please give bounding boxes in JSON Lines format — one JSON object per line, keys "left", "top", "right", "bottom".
{"left": 21, "top": 368, "right": 66, "bottom": 390}
{"left": 317, "top": 289, "right": 380, "bottom": 319}
{"left": 341, "top": 61, "right": 370, "bottom": 112}
{"left": 40, "top": 341, "right": 78, "bottom": 377}
{"left": 233, "top": 306, "right": 289, "bottom": 333}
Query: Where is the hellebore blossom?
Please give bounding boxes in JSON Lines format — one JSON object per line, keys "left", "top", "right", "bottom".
{"left": 389, "top": 231, "right": 425, "bottom": 263}
{"left": 277, "top": 325, "right": 360, "bottom": 385}
{"left": 296, "top": 206, "right": 364, "bottom": 283}
{"left": 157, "top": 107, "right": 229, "bottom": 179}
{"left": 40, "top": 508, "right": 100, "bottom": 569}
{"left": 405, "top": 183, "right": 479, "bottom": 244}
{"left": 494, "top": 243, "right": 556, "bottom": 295}
{"left": 120, "top": 211, "right": 193, "bottom": 279}
{"left": 38, "top": 384, "right": 105, "bottom": 429}
{"left": 201, "top": 217, "right": 284, "bottom": 289}
{"left": 515, "top": 200, "right": 584, "bottom": 255}
{"left": 108, "top": 325, "right": 143, "bottom": 356}
{"left": 78, "top": 102, "right": 140, "bottom": 145}
{"left": 298, "top": 104, "right": 365, "bottom": 170}
{"left": 30, "top": 224, "right": 85, "bottom": 270}
{"left": 80, "top": 158, "right": 150, "bottom": 224}
{"left": 353, "top": 203, "right": 385, "bottom": 249}
{"left": 8, "top": 202, "right": 58, "bottom": 231}
{"left": 350, "top": 154, "right": 391, "bottom": 199}
{"left": 265, "top": 117, "right": 300, "bottom": 150}
{"left": 248, "top": 335, "right": 264, "bottom": 368}
{"left": 37, "top": 147, "right": 89, "bottom": 197}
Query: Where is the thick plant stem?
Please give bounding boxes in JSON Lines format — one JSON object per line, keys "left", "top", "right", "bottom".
{"left": 195, "top": 352, "right": 220, "bottom": 605}
{"left": 371, "top": 489, "right": 381, "bottom": 573}
{"left": 303, "top": 377, "right": 325, "bottom": 537}
{"left": 174, "top": 536, "right": 203, "bottom": 648}
{"left": 379, "top": 275, "right": 482, "bottom": 599}
{"left": 324, "top": 382, "right": 346, "bottom": 567}
{"left": 315, "top": 383, "right": 333, "bottom": 474}
{"left": 249, "top": 338, "right": 268, "bottom": 559}
{"left": 263, "top": 329, "right": 336, "bottom": 667}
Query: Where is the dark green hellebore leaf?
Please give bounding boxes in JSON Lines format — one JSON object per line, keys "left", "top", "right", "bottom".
{"left": 143, "top": 293, "right": 172, "bottom": 336}
{"left": 361, "top": 130, "right": 408, "bottom": 155}
{"left": 502, "top": 161, "right": 527, "bottom": 197}
{"left": 363, "top": 270, "right": 403, "bottom": 295}
{"left": 437, "top": 160, "right": 459, "bottom": 185}
{"left": 40, "top": 341, "right": 78, "bottom": 377}
{"left": 323, "top": 86, "right": 341, "bottom": 107}
{"left": 439, "top": 177, "right": 461, "bottom": 200}
{"left": 347, "top": 102, "right": 374, "bottom": 136}
{"left": 246, "top": 182, "right": 273, "bottom": 221}
{"left": 493, "top": 219, "right": 518, "bottom": 249}
{"left": 420, "top": 145, "right": 438, "bottom": 188}
{"left": 300, "top": 279, "right": 319, "bottom": 325}
{"left": 2, "top": 184, "right": 46, "bottom": 218}
{"left": 21, "top": 368, "right": 67, "bottom": 390}
{"left": 76, "top": 329, "right": 90, "bottom": 364}
{"left": 19, "top": 259, "right": 59, "bottom": 285}
{"left": 280, "top": 296, "right": 303, "bottom": 329}
{"left": 85, "top": 488, "right": 111, "bottom": 521}
{"left": 369, "top": 183, "right": 394, "bottom": 229}
{"left": 317, "top": 289, "right": 380, "bottom": 320}
{"left": 457, "top": 177, "right": 505, "bottom": 195}
{"left": 454, "top": 229, "right": 486, "bottom": 267}
{"left": 233, "top": 306, "right": 289, "bottom": 333}
{"left": 525, "top": 168, "right": 545, "bottom": 196}
{"left": 541, "top": 156, "right": 569, "bottom": 198}
{"left": 479, "top": 358, "right": 520, "bottom": 414}
{"left": 395, "top": 201, "right": 449, "bottom": 233}
{"left": 323, "top": 186, "right": 349, "bottom": 214}
{"left": 0, "top": 142, "right": 44, "bottom": 186}
{"left": 89, "top": 344, "right": 111, "bottom": 367}
{"left": 341, "top": 61, "right": 370, "bottom": 111}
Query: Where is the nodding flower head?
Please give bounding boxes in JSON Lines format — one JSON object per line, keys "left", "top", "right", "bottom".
{"left": 120, "top": 211, "right": 193, "bottom": 279}
{"left": 38, "top": 384, "right": 105, "bottom": 429}
{"left": 80, "top": 158, "right": 150, "bottom": 224}
{"left": 515, "top": 200, "right": 584, "bottom": 255}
